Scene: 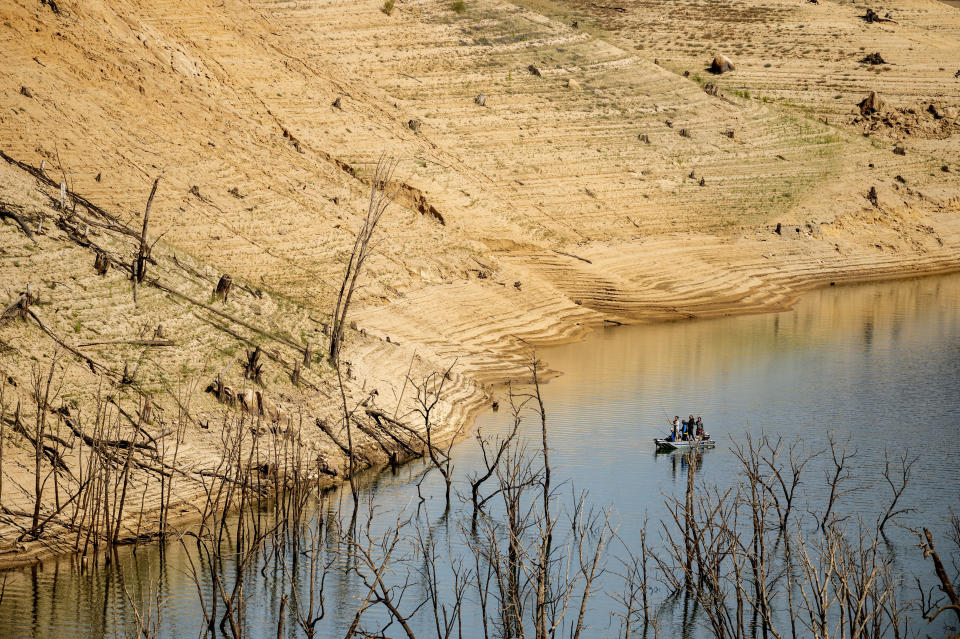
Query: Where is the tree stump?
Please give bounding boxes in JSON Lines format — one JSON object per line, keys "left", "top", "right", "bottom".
{"left": 1, "top": 286, "right": 35, "bottom": 321}
{"left": 292, "top": 360, "right": 302, "bottom": 386}
{"left": 140, "top": 396, "right": 153, "bottom": 425}
{"left": 303, "top": 339, "right": 313, "bottom": 368}
{"left": 860, "top": 52, "right": 886, "bottom": 65}
{"left": 94, "top": 252, "right": 109, "bottom": 276}
{"left": 858, "top": 91, "right": 883, "bottom": 116}
{"left": 214, "top": 274, "right": 233, "bottom": 302}
{"left": 244, "top": 347, "right": 264, "bottom": 383}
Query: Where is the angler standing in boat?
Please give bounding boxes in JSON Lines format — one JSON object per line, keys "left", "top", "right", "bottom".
{"left": 656, "top": 415, "right": 715, "bottom": 451}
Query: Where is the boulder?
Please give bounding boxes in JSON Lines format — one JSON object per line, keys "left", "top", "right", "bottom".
{"left": 474, "top": 93, "right": 486, "bottom": 106}
{"left": 709, "top": 54, "right": 735, "bottom": 74}
{"left": 567, "top": 78, "right": 580, "bottom": 90}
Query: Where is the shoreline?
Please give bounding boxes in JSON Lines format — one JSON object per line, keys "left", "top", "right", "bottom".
{"left": 3, "top": 244, "right": 959, "bottom": 571}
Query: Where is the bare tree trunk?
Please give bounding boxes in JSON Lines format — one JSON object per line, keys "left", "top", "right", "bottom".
{"left": 329, "top": 157, "right": 398, "bottom": 364}
{"left": 917, "top": 527, "right": 960, "bottom": 624}
{"left": 29, "top": 353, "right": 60, "bottom": 536}
{"left": 531, "top": 356, "right": 553, "bottom": 639}
{"left": 0, "top": 379, "right": 5, "bottom": 507}
{"left": 132, "top": 177, "right": 160, "bottom": 303}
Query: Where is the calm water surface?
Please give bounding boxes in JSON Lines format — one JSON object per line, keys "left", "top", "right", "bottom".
{"left": 1, "top": 273, "right": 959, "bottom": 638}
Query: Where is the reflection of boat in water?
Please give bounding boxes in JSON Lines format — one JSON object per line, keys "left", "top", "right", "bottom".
{"left": 654, "top": 438, "right": 716, "bottom": 452}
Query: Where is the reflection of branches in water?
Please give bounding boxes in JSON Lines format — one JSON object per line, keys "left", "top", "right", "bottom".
{"left": 39, "top": 406, "right": 960, "bottom": 639}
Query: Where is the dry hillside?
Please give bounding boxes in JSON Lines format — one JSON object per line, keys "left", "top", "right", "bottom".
{"left": 0, "top": 0, "right": 959, "bottom": 563}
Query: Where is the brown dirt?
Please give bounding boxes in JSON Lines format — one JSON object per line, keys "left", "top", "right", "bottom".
{"left": 1, "top": 0, "right": 959, "bottom": 566}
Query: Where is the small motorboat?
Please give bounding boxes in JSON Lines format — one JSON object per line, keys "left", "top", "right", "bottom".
{"left": 654, "top": 438, "right": 716, "bottom": 451}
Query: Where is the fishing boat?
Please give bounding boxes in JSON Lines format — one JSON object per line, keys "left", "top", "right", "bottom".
{"left": 654, "top": 438, "right": 716, "bottom": 451}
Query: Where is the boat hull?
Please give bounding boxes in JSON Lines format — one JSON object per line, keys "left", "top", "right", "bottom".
{"left": 654, "top": 438, "right": 716, "bottom": 451}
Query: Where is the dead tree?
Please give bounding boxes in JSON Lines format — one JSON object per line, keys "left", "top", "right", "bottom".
{"left": 328, "top": 156, "right": 398, "bottom": 364}
{"left": 280, "top": 510, "right": 335, "bottom": 639}
{"left": 26, "top": 351, "right": 63, "bottom": 538}
{"left": 416, "top": 518, "right": 470, "bottom": 639}
{"left": 916, "top": 524, "right": 960, "bottom": 625}
{"left": 213, "top": 274, "right": 233, "bottom": 302}
{"left": 877, "top": 450, "right": 917, "bottom": 535}
{"left": 0, "top": 201, "right": 37, "bottom": 243}
{"left": 817, "top": 433, "right": 858, "bottom": 532}
{"left": 0, "top": 378, "right": 7, "bottom": 507}
{"left": 410, "top": 360, "right": 461, "bottom": 510}
{"left": 528, "top": 356, "right": 554, "bottom": 639}
{"left": 132, "top": 177, "right": 160, "bottom": 302}
{"left": 467, "top": 419, "right": 520, "bottom": 531}
{"left": 610, "top": 522, "right": 656, "bottom": 637}
{"left": 343, "top": 504, "right": 417, "bottom": 639}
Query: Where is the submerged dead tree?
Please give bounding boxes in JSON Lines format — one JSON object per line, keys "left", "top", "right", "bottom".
{"left": 328, "top": 156, "right": 398, "bottom": 364}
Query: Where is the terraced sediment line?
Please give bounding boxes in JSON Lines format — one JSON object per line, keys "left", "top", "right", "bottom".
{"left": 354, "top": 208, "right": 960, "bottom": 374}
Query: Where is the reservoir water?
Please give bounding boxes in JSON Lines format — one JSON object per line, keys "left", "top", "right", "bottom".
{"left": 1, "top": 273, "right": 959, "bottom": 638}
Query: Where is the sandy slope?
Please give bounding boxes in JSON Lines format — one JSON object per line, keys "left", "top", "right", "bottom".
{"left": 0, "top": 0, "right": 959, "bottom": 564}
